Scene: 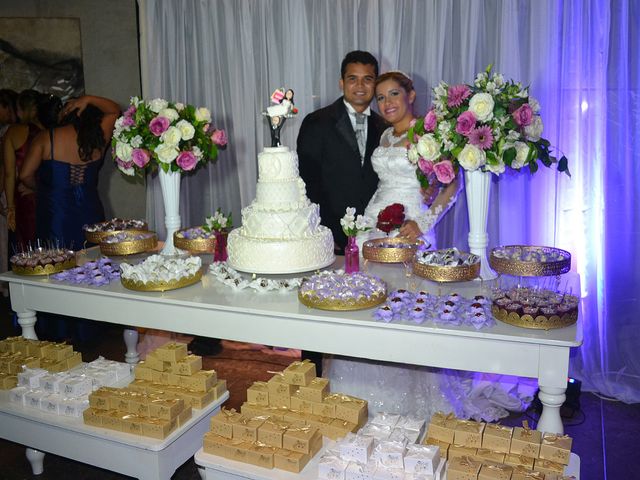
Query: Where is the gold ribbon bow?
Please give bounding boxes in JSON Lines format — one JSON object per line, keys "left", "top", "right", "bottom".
{"left": 542, "top": 433, "right": 571, "bottom": 445}
{"left": 287, "top": 359, "right": 312, "bottom": 370}
{"left": 267, "top": 370, "right": 285, "bottom": 377}
{"left": 252, "top": 381, "right": 269, "bottom": 388}
{"left": 487, "top": 423, "right": 513, "bottom": 433}
{"left": 458, "top": 455, "right": 479, "bottom": 468}
{"left": 221, "top": 407, "right": 238, "bottom": 418}
{"left": 324, "top": 393, "right": 365, "bottom": 405}
{"left": 520, "top": 420, "right": 534, "bottom": 437}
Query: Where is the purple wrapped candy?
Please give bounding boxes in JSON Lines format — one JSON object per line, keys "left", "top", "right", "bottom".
{"left": 409, "top": 306, "right": 426, "bottom": 323}
{"left": 374, "top": 305, "right": 395, "bottom": 323}
{"left": 388, "top": 297, "right": 405, "bottom": 313}
{"left": 440, "top": 308, "right": 455, "bottom": 321}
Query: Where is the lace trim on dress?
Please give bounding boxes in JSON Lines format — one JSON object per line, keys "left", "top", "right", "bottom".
{"left": 380, "top": 127, "right": 409, "bottom": 148}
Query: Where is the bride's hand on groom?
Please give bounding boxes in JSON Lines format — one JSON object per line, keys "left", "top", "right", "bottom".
{"left": 399, "top": 220, "right": 421, "bottom": 241}
{"left": 421, "top": 184, "right": 439, "bottom": 206}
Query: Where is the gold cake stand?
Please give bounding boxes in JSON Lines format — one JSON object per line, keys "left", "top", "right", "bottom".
{"left": 99, "top": 231, "right": 158, "bottom": 256}
{"left": 489, "top": 245, "right": 571, "bottom": 277}
{"left": 121, "top": 267, "right": 204, "bottom": 292}
{"left": 174, "top": 229, "right": 216, "bottom": 253}
{"left": 362, "top": 237, "right": 421, "bottom": 263}
{"left": 491, "top": 304, "right": 578, "bottom": 330}
{"left": 412, "top": 257, "right": 480, "bottom": 283}
{"left": 84, "top": 222, "right": 149, "bottom": 244}
{"left": 11, "top": 257, "right": 76, "bottom": 276}
{"left": 298, "top": 291, "right": 387, "bottom": 311}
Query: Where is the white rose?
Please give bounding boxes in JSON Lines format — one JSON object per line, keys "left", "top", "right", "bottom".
{"left": 437, "top": 120, "right": 452, "bottom": 136}
{"left": 148, "top": 98, "right": 168, "bottom": 113}
{"left": 130, "top": 135, "right": 143, "bottom": 148}
{"left": 468, "top": 93, "right": 495, "bottom": 122}
{"left": 176, "top": 119, "right": 195, "bottom": 141}
{"left": 115, "top": 141, "right": 133, "bottom": 162}
{"left": 485, "top": 81, "right": 497, "bottom": 94}
{"left": 506, "top": 129, "right": 520, "bottom": 142}
{"left": 407, "top": 145, "right": 419, "bottom": 165}
{"left": 524, "top": 115, "right": 543, "bottom": 141}
{"left": 174, "top": 102, "right": 185, "bottom": 111}
{"left": 118, "top": 164, "right": 135, "bottom": 176}
{"left": 195, "top": 107, "right": 211, "bottom": 123}
{"left": 457, "top": 144, "right": 486, "bottom": 171}
{"left": 192, "top": 146, "right": 203, "bottom": 159}
{"left": 154, "top": 143, "right": 179, "bottom": 164}
{"left": 161, "top": 126, "right": 182, "bottom": 146}
{"left": 416, "top": 134, "right": 440, "bottom": 161}
{"left": 159, "top": 108, "right": 179, "bottom": 122}
{"left": 512, "top": 141, "right": 531, "bottom": 169}
{"left": 355, "top": 215, "right": 372, "bottom": 230}
{"left": 486, "top": 161, "right": 506, "bottom": 175}
{"left": 528, "top": 96, "right": 541, "bottom": 113}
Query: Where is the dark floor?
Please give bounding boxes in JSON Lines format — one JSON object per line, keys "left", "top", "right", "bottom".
{"left": 0, "top": 295, "right": 637, "bottom": 480}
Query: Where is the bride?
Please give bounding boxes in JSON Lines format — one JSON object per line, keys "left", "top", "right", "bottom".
{"left": 325, "top": 71, "right": 534, "bottom": 421}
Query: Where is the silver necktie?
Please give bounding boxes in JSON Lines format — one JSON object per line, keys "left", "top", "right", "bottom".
{"left": 355, "top": 113, "right": 366, "bottom": 162}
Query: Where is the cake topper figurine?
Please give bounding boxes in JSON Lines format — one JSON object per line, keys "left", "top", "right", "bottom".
{"left": 263, "top": 88, "right": 297, "bottom": 147}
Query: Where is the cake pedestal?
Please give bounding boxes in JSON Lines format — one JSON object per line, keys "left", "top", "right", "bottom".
{"left": 465, "top": 169, "right": 497, "bottom": 280}
{"left": 158, "top": 168, "right": 182, "bottom": 256}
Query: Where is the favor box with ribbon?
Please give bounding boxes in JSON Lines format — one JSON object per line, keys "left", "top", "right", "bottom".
{"left": 88, "top": 388, "right": 113, "bottom": 410}
{"left": 109, "top": 391, "right": 131, "bottom": 412}
{"left": 371, "top": 440, "right": 406, "bottom": 469}
{"left": 128, "top": 394, "right": 151, "bottom": 417}
{"left": 178, "top": 369, "right": 216, "bottom": 392}
{"left": 345, "top": 460, "right": 377, "bottom": 480}
{"left": 283, "top": 425, "right": 322, "bottom": 454}
{"left": 155, "top": 341, "right": 188, "bottom": 363}
{"left": 210, "top": 409, "right": 243, "bottom": 438}
{"left": 330, "top": 418, "right": 359, "bottom": 439}
{"left": 274, "top": 448, "right": 311, "bottom": 473}
{"left": 404, "top": 444, "right": 440, "bottom": 476}
{"left": 329, "top": 393, "right": 368, "bottom": 426}
{"left": 267, "top": 374, "right": 296, "bottom": 407}
{"left": 176, "top": 406, "right": 192, "bottom": 427}
{"left": 240, "top": 401, "right": 271, "bottom": 419}
{"left": 283, "top": 410, "right": 308, "bottom": 427}
{"left": 245, "top": 443, "right": 278, "bottom": 469}
{"left": 478, "top": 461, "right": 513, "bottom": 480}
{"left": 290, "top": 391, "right": 314, "bottom": 413}
{"left": 534, "top": 458, "right": 565, "bottom": 475}
{"left": 144, "top": 353, "right": 169, "bottom": 372}
{"left": 82, "top": 407, "right": 103, "bottom": 427}
{"left": 339, "top": 433, "right": 374, "bottom": 464}
{"left": 170, "top": 354, "right": 202, "bottom": 376}
{"left": 447, "top": 455, "right": 482, "bottom": 480}
{"left": 148, "top": 397, "right": 184, "bottom": 420}
{"left": 100, "top": 410, "right": 125, "bottom": 431}
{"left": 511, "top": 466, "right": 545, "bottom": 480}
{"left": 283, "top": 360, "right": 316, "bottom": 386}
{"left": 423, "top": 437, "right": 450, "bottom": 459}
{"left": 227, "top": 440, "right": 253, "bottom": 464}
{"left": 134, "top": 364, "right": 153, "bottom": 382}
{"left": 140, "top": 416, "right": 177, "bottom": 439}
{"left": 232, "top": 415, "right": 266, "bottom": 442}
{"left": 44, "top": 343, "right": 73, "bottom": 362}
{"left": 247, "top": 381, "right": 269, "bottom": 406}
{"left": 448, "top": 444, "right": 477, "bottom": 461}
{"left": 258, "top": 419, "right": 291, "bottom": 448}
{"left": 510, "top": 424, "right": 541, "bottom": 458}
{"left": 312, "top": 399, "right": 336, "bottom": 417}
{"left": 454, "top": 419, "right": 485, "bottom": 448}
{"left": 474, "top": 448, "right": 506, "bottom": 464}
{"left": 504, "top": 453, "right": 535, "bottom": 470}
{"left": 371, "top": 464, "right": 404, "bottom": 479}
{"left": 0, "top": 373, "right": 16, "bottom": 390}
{"left": 203, "top": 432, "right": 234, "bottom": 457}
{"left": 539, "top": 432, "right": 572, "bottom": 465}
{"left": 122, "top": 413, "right": 147, "bottom": 436}
{"left": 297, "top": 376, "right": 329, "bottom": 402}
{"left": 318, "top": 454, "right": 349, "bottom": 480}
{"left": 482, "top": 423, "right": 513, "bottom": 453}
{"left": 426, "top": 412, "right": 458, "bottom": 444}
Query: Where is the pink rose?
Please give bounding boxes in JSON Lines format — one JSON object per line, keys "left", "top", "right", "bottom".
{"left": 149, "top": 116, "right": 170, "bottom": 136}
{"left": 131, "top": 148, "right": 150, "bottom": 168}
{"left": 512, "top": 104, "right": 533, "bottom": 127}
{"left": 433, "top": 160, "right": 456, "bottom": 184}
{"left": 176, "top": 150, "right": 198, "bottom": 171}
{"left": 424, "top": 110, "right": 437, "bottom": 132}
{"left": 455, "top": 110, "right": 476, "bottom": 135}
{"left": 418, "top": 158, "right": 434, "bottom": 176}
{"left": 116, "top": 157, "right": 134, "bottom": 169}
{"left": 211, "top": 129, "right": 227, "bottom": 147}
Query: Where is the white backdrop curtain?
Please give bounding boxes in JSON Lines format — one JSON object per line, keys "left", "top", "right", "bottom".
{"left": 138, "top": 0, "right": 640, "bottom": 402}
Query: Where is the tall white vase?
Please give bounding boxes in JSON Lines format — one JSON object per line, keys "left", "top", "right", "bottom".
{"left": 465, "top": 169, "right": 497, "bottom": 280}
{"left": 158, "top": 168, "right": 181, "bottom": 256}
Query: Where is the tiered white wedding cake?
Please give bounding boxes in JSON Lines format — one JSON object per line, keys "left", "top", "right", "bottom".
{"left": 227, "top": 146, "right": 335, "bottom": 273}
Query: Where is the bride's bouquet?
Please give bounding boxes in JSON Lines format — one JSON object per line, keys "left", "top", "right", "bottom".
{"left": 112, "top": 97, "right": 227, "bottom": 177}
{"left": 407, "top": 65, "right": 569, "bottom": 189}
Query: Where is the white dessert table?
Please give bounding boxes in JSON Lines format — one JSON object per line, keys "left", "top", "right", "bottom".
{"left": 0, "top": 254, "right": 582, "bottom": 440}
{"left": 0, "top": 388, "right": 228, "bottom": 479}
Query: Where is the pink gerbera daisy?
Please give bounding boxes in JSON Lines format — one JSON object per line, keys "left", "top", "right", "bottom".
{"left": 447, "top": 84, "right": 471, "bottom": 108}
{"left": 468, "top": 126, "right": 494, "bottom": 149}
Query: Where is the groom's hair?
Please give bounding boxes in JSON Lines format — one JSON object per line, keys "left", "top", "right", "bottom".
{"left": 341, "top": 51, "right": 379, "bottom": 78}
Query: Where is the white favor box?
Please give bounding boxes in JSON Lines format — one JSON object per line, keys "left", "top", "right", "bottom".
{"left": 40, "top": 394, "right": 62, "bottom": 415}
{"left": 345, "top": 461, "right": 377, "bottom": 480}
{"left": 61, "top": 376, "right": 93, "bottom": 396}
{"left": 372, "top": 440, "right": 406, "bottom": 469}
{"left": 389, "top": 428, "right": 420, "bottom": 444}
{"left": 17, "top": 368, "right": 48, "bottom": 388}
{"left": 360, "top": 423, "right": 392, "bottom": 441}
{"left": 24, "top": 390, "right": 47, "bottom": 409}
{"left": 370, "top": 412, "right": 401, "bottom": 429}
{"left": 339, "top": 435, "right": 374, "bottom": 464}
{"left": 395, "top": 414, "right": 425, "bottom": 433}
{"left": 9, "top": 386, "right": 28, "bottom": 405}
{"left": 40, "top": 373, "right": 69, "bottom": 393}
{"left": 61, "top": 398, "right": 89, "bottom": 417}
{"left": 403, "top": 445, "right": 440, "bottom": 476}
{"left": 318, "top": 454, "right": 349, "bottom": 480}
{"left": 372, "top": 465, "right": 404, "bottom": 480}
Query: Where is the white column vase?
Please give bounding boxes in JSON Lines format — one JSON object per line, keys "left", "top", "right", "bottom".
{"left": 158, "top": 168, "right": 182, "bottom": 256}
{"left": 465, "top": 169, "right": 497, "bottom": 280}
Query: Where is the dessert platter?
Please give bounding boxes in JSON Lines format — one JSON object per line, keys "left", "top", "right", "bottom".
{"left": 491, "top": 286, "right": 579, "bottom": 330}
{"left": 489, "top": 245, "right": 571, "bottom": 277}
{"left": 362, "top": 237, "right": 421, "bottom": 263}
{"left": 174, "top": 226, "right": 216, "bottom": 253}
{"left": 412, "top": 248, "right": 480, "bottom": 282}
{"left": 83, "top": 218, "right": 148, "bottom": 244}
{"left": 298, "top": 271, "right": 387, "bottom": 311}
{"left": 10, "top": 248, "right": 76, "bottom": 276}
{"left": 120, "top": 255, "right": 204, "bottom": 292}
{"left": 99, "top": 230, "right": 158, "bottom": 256}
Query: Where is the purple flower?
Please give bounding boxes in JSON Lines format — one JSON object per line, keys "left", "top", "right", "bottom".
{"left": 512, "top": 104, "right": 533, "bottom": 127}
{"left": 131, "top": 148, "right": 151, "bottom": 168}
{"left": 124, "top": 105, "right": 136, "bottom": 117}
{"left": 149, "top": 116, "right": 170, "bottom": 136}
{"left": 176, "top": 150, "right": 198, "bottom": 171}
{"left": 468, "top": 126, "right": 494, "bottom": 150}
{"left": 447, "top": 84, "right": 471, "bottom": 107}
{"left": 423, "top": 110, "right": 437, "bottom": 132}
{"left": 210, "top": 129, "right": 227, "bottom": 147}
{"left": 122, "top": 116, "right": 135, "bottom": 127}
{"left": 455, "top": 110, "right": 476, "bottom": 136}
{"left": 116, "top": 157, "right": 134, "bottom": 169}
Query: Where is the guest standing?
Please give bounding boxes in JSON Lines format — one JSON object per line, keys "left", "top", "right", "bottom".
{"left": 0, "top": 89, "right": 17, "bottom": 292}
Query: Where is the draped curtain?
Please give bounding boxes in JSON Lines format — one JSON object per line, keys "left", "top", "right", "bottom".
{"left": 139, "top": 0, "right": 640, "bottom": 402}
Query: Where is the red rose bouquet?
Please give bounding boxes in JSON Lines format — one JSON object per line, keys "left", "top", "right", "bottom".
{"left": 377, "top": 203, "right": 405, "bottom": 233}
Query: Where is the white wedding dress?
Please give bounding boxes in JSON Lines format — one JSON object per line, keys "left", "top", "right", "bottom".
{"left": 325, "top": 128, "right": 536, "bottom": 422}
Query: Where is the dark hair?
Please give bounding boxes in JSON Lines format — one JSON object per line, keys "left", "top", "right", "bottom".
{"left": 375, "top": 71, "right": 414, "bottom": 93}
{"left": 285, "top": 89, "right": 294, "bottom": 102}
{"left": 75, "top": 104, "right": 105, "bottom": 162}
{"left": 340, "top": 50, "right": 379, "bottom": 78}
{"left": 17, "top": 89, "right": 40, "bottom": 115}
{"left": 36, "top": 94, "right": 63, "bottom": 129}
{"left": 0, "top": 89, "right": 18, "bottom": 114}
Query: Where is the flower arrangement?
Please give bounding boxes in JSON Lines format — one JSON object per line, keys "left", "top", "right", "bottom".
{"left": 112, "top": 97, "right": 227, "bottom": 176}
{"left": 340, "top": 207, "right": 373, "bottom": 237}
{"left": 204, "top": 209, "right": 233, "bottom": 233}
{"left": 377, "top": 203, "right": 405, "bottom": 233}
{"left": 407, "top": 65, "right": 569, "bottom": 189}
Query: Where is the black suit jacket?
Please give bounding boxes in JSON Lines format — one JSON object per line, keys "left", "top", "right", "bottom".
{"left": 297, "top": 98, "right": 387, "bottom": 252}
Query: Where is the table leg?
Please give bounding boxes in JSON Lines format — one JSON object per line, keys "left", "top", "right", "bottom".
{"left": 17, "top": 310, "right": 38, "bottom": 340}
{"left": 123, "top": 328, "right": 140, "bottom": 364}
{"left": 25, "top": 447, "right": 45, "bottom": 475}
{"left": 197, "top": 466, "right": 206, "bottom": 480}
{"left": 537, "top": 385, "right": 566, "bottom": 434}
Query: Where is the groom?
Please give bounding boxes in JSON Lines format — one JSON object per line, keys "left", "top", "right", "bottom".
{"left": 297, "top": 50, "right": 387, "bottom": 254}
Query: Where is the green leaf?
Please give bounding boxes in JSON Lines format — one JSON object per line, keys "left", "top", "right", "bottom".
{"left": 558, "top": 156, "right": 571, "bottom": 177}
{"left": 503, "top": 147, "right": 516, "bottom": 167}
{"left": 529, "top": 161, "right": 538, "bottom": 174}
{"left": 416, "top": 168, "right": 430, "bottom": 190}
